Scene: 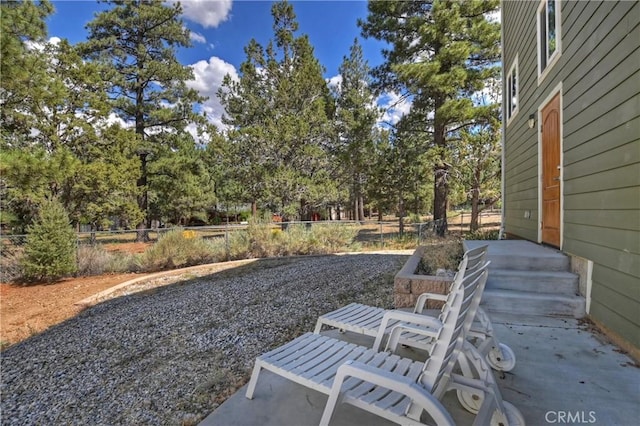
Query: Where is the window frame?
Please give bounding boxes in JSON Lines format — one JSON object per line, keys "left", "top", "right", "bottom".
{"left": 537, "top": 0, "right": 562, "bottom": 83}
{"left": 506, "top": 56, "right": 519, "bottom": 126}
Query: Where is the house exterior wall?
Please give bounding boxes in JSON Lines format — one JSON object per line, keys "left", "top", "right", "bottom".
{"left": 502, "top": 0, "right": 640, "bottom": 348}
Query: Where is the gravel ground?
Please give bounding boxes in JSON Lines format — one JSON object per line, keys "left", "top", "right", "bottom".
{"left": 1, "top": 253, "right": 408, "bottom": 425}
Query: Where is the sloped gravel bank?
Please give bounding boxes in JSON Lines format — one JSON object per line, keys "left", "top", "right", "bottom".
{"left": 0, "top": 253, "right": 408, "bottom": 425}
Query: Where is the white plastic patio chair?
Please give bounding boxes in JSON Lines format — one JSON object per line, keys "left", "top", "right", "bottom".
{"left": 314, "top": 245, "right": 516, "bottom": 372}
{"left": 245, "top": 263, "right": 524, "bottom": 425}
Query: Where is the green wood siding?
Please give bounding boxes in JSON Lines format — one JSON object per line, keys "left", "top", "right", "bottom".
{"left": 502, "top": 0, "right": 640, "bottom": 348}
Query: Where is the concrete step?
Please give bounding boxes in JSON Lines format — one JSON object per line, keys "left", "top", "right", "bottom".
{"left": 465, "top": 240, "right": 570, "bottom": 272}
{"left": 486, "top": 251, "right": 570, "bottom": 272}
{"left": 486, "top": 269, "right": 579, "bottom": 296}
{"left": 481, "top": 289, "right": 586, "bottom": 318}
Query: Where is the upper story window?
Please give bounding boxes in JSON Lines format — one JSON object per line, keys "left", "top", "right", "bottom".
{"left": 537, "top": 0, "right": 561, "bottom": 80}
{"left": 506, "top": 57, "right": 518, "bottom": 124}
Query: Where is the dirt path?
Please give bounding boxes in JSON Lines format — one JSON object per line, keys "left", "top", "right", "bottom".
{"left": 0, "top": 273, "right": 143, "bottom": 348}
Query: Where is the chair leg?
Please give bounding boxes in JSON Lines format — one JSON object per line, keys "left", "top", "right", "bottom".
{"left": 245, "top": 361, "right": 263, "bottom": 399}
{"left": 320, "top": 363, "right": 351, "bottom": 426}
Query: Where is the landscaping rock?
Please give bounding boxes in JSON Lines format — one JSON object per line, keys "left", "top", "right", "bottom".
{"left": 0, "top": 253, "right": 407, "bottom": 425}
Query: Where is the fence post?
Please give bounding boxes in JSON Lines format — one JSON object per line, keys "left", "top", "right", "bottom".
{"left": 225, "top": 222, "right": 230, "bottom": 262}
{"left": 76, "top": 235, "right": 80, "bottom": 271}
{"left": 380, "top": 222, "right": 384, "bottom": 247}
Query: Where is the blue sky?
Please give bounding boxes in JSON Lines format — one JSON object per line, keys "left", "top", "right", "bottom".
{"left": 45, "top": 0, "right": 407, "bottom": 129}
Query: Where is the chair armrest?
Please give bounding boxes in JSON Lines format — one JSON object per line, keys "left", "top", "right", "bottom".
{"left": 414, "top": 292, "right": 448, "bottom": 314}
{"left": 386, "top": 323, "right": 439, "bottom": 352}
{"left": 320, "top": 360, "right": 455, "bottom": 426}
{"left": 373, "top": 311, "right": 444, "bottom": 351}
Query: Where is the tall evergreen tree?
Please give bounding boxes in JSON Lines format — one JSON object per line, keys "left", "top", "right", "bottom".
{"left": 360, "top": 0, "right": 500, "bottom": 235}
{"left": 1, "top": 2, "right": 142, "bottom": 232}
{"left": 334, "top": 38, "right": 379, "bottom": 222}
{"left": 0, "top": 0, "right": 54, "bottom": 144}
{"left": 80, "top": 0, "right": 205, "bottom": 239}
{"left": 453, "top": 123, "right": 501, "bottom": 231}
{"left": 148, "top": 132, "right": 216, "bottom": 225}
{"left": 219, "top": 1, "right": 335, "bottom": 220}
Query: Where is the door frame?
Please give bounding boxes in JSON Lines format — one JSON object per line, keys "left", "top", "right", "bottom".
{"left": 537, "top": 82, "right": 564, "bottom": 248}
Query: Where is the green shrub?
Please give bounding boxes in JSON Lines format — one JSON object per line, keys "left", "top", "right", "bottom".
{"left": 226, "top": 231, "right": 251, "bottom": 260}
{"left": 77, "top": 244, "right": 111, "bottom": 275}
{"left": 279, "top": 224, "right": 311, "bottom": 255}
{"left": 137, "top": 228, "right": 216, "bottom": 272}
{"left": 106, "top": 251, "right": 140, "bottom": 273}
{"left": 77, "top": 244, "right": 139, "bottom": 275}
{"left": 204, "top": 219, "right": 362, "bottom": 260}
{"left": 306, "top": 223, "right": 359, "bottom": 254}
{"left": 205, "top": 231, "right": 251, "bottom": 261}
{"left": 246, "top": 220, "right": 281, "bottom": 258}
{"left": 21, "top": 199, "right": 77, "bottom": 282}
{"left": 237, "top": 210, "right": 251, "bottom": 222}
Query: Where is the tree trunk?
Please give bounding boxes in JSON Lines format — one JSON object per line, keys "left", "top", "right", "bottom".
{"left": 135, "top": 67, "right": 149, "bottom": 242}
{"left": 358, "top": 194, "right": 365, "bottom": 224}
{"left": 251, "top": 200, "right": 257, "bottom": 217}
{"left": 353, "top": 194, "right": 359, "bottom": 222}
{"left": 398, "top": 193, "right": 405, "bottom": 235}
{"left": 433, "top": 98, "right": 448, "bottom": 237}
{"left": 135, "top": 151, "right": 149, "bottom": 242}
{"left": 470, "top": 169, "right": 481, "bottom": 232}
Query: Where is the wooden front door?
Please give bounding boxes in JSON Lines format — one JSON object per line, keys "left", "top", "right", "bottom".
{"left": 541, "top": 93, "right": 561, "bottom": 247}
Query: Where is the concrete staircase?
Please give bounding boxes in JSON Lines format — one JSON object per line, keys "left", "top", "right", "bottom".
{"left": 465, "top": 240, "right": 586, "bottom": 317}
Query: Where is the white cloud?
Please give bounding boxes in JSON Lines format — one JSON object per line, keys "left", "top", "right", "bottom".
{"left": 377, "top": 91, "right": 412, "bottom": 126}
{"left": 25, "top": 36, "right": 61, "bottom": 52}
{"left": 486, "top": 9, "right": 501, "bottom": 24}
{"left": 187, "top": 56, "right": 238, "bottom": 130}
{"left": 178, "top": 0, "right": 232, "bottom": 28}
{"left": 471, "top": 77, "right": 501, "bottom": 106}
{"left": 326, "top": 74, "right": 342, "bottom": 91}
{"left": 189, "top": 30, "right": 206, "bottom": 44}
{"left": 103, "top": 112, "right": 134, "bottom": 129}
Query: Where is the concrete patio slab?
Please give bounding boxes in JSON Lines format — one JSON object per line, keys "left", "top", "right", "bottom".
{"left": 201, "top": 312, "right": 639, "bottom": 426}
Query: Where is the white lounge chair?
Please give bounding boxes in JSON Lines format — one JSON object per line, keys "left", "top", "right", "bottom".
{"left": 314, "top": 245, "right": 516, "bottom": 372}
{"left": 245, "top": 262, "right": 524, "bottom": 425}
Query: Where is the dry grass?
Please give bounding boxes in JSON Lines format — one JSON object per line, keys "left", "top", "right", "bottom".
{"left": 416, "top": 237, "right": 465, "bottom": 275}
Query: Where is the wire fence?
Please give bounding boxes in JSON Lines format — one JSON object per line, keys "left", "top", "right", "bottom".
{"left": 1, "top": 212, "right": 500, "bottom": 282}
{"left": 1, "top": 211, "right": 501, "bottom": 250}
{"left": 1, "top": 220, "right": 438, "bottom": 247}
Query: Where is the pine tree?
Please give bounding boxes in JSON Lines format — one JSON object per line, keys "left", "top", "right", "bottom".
{"left": 22, "top": 199, "right": 77, "bottom": 282}
{"left": 148, "top": 132, "right": 216, "bottom": 225}
{"left": 0, "top": 0, "right": 54, "bottom": 144}
{"left": 1, "top": 2, "right": 146, "bottom": 233}
{"left": 80, "top": 0, "right": 206, "bottom": 239}
{"left": 219, "top": 1, "right": 335, "bottom": 220}
{"left": 334, "top": 38, "right": 379, "bottom": 222}
{"left": 360, "top": 0, "right": 500, "bottom": 235}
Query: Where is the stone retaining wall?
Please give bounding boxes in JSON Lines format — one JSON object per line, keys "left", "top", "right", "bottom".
{"left": 393, "top": 245, "right": 454, "bottom": 309}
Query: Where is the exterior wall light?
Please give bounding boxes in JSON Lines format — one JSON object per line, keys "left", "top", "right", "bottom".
{"left": 528, "top": 113, "right": 536, "bottom": 129}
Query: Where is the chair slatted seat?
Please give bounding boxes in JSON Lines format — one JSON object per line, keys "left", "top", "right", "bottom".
{"left": 314, "top": 245, "right": 516, "bottom": 372}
